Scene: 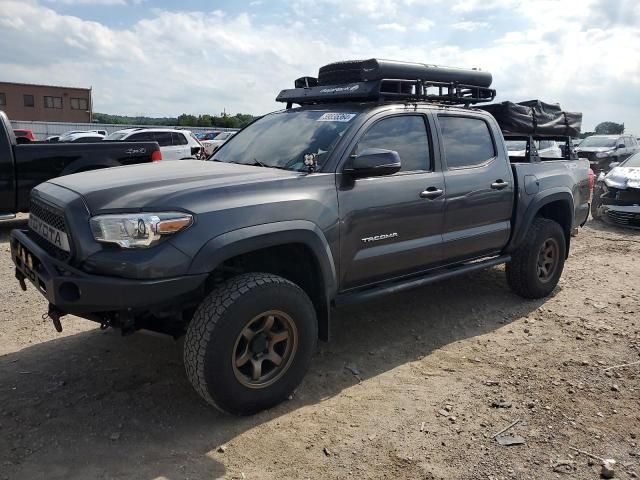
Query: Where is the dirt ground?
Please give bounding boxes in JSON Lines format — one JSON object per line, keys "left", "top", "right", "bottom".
{"left": 0, "top": 216, "right": 639, "bottom": 480}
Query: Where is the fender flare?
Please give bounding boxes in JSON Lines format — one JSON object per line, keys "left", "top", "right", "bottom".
{"left": 187, "top": 220, "right": 338, "bottom": 298}
{"left": 507, "top": 188, "right": 574, "bottom": 254}
{"left": 60, "top": 158, "right": 121, "bottom": 176}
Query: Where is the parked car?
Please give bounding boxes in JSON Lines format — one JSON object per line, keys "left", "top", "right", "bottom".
{"left": 506, "top": 138, "right": 562, "bottom": 158}
{"left": 105, "top": 128, "right": 203, "bottom": 160}
{"left": 13, "top": 129, "right": 36, "bottom": 143}
{"left": 201, "top": 131, "right": 236, "bottom": 157}
{"left": 9, "top": 59, "right": 590, "bottom": 415}
{"left": 64, "top": 132, "right": 105, "bottom": 143}
{"left": 576, "top": 134, "right": 640, "bottom": 174}
{"left": 196, "top": 131, "right": 222, "bottom": 141}
{"left": 591, "top": 152, "right": 640, "bottom": 227}
{"left": 0, "top": 110, "right": 162, "bottom": 218}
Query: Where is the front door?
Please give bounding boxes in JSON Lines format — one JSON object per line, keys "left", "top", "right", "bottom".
{"left": 338, "top": 113, "right": 445, "bottom": 290}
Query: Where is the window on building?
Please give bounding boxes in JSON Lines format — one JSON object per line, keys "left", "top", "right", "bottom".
{"left": 44, "top": 96, "right": 63, "bottom": 109}
{"left": 439, "top": 116, "right": 496, "bottom": 169}
{"left": 70, "top": 98, "right": 88, "bottom": 110}
{"left": 0, "top": 93, "right": 6, "bottom": 106}
{"left": 23, "top": 94, "right": 34, "bottom": 107}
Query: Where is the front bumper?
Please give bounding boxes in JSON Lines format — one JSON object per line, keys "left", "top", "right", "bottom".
{"left": 599, "top": 205, "right": 640, "bottom": 229}
{"left": 10, "top": 229, "right": 207, "bottom": 316}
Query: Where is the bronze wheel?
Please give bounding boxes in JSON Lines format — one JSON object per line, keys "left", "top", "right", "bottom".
{"left": 536, "top": 238, "right": 559, "bottom": 283}
{"left": 232, "top": 310, "right": 298, "bottom": 389}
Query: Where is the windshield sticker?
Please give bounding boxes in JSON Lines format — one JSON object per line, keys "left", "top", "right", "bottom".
{"left": 317, "top": 113, "right": 356, "bottom": 122}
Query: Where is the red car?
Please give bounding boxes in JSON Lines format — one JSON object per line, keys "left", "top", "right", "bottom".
{"left": 13, "top": 129, "right": 36, "bottom": 142}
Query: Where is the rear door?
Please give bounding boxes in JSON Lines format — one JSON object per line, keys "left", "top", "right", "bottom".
{"left": 337, "top": 112, "right": 445, "bottom": 290}
{"left": 436, "top": 113, "right": 514, "bottom": 262}
{"left": 151, "top": 132, "right": 177, "bottom": 160}
{"left": 172, "top": 132, "right": 191, "bottom": 158}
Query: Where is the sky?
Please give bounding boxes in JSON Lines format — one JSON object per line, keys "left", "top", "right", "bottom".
{"left": 1, "top": 0, "right": 639, "bottom": 133}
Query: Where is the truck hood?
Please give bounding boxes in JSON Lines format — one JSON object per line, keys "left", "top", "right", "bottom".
{"left": 48, "top": 160, "right": 303, "bottom": 213}
{"left": 604, "top": 166, "right": 640, "bottom": 190}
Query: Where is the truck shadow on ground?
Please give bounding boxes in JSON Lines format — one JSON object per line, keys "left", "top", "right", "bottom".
{"left": 0, "top": 262, "right": 549, "bottom": 480}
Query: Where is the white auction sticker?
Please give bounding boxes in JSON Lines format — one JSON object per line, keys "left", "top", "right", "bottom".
{"left": 317, "top": 113, "right": 357, "bottom": 122}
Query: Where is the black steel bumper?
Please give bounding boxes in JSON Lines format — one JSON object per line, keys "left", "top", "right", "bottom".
{"left": 10, "top": 229, "right": 207, "bottom": 316}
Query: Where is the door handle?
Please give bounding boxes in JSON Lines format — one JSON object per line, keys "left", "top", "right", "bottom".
{"left": 491, "top": 180, "right": 509, "bottom": 190}
{"left": 419, "top": 187, "right": 444, "bottom": 199}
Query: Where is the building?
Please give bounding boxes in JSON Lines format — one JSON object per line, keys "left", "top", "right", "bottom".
{"left": 0, "top": 81, "right": 92, "bottom": 122}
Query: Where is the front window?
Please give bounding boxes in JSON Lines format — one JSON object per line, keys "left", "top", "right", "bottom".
{"left": 580, "top": 137, "right": 617, "bottom": 148}
{"left": 212, "top": 109, "right": 359, "bottom": 171}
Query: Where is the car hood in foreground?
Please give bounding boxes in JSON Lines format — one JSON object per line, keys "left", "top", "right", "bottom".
{"left": 48, "top": 160, "right": 303, "bottom": 213}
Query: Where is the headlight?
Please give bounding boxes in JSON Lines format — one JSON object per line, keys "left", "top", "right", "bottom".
{"left": 596, "top": 150, "right": 614, "bottom": 158}
{"left": 90, "top": 212, "right": 193, "bottom": 248}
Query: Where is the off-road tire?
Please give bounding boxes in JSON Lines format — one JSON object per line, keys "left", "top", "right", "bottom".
{"left": 591, "top": 184, "right": 603, "bottom": 220}
{"left": 506, "top": 217, "right": 566, "bottom": 299}
{"left": 184, "top": 273, "right": 317, "bottom": 415}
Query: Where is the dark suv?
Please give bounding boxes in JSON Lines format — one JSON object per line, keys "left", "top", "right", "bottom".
{"left": 576, "top": 134, "right": 640, "bottom": 173}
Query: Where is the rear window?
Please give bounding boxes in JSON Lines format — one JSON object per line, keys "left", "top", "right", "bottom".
{"left": 439, "top": 116, "right": 496, "bottom": 168}
{"left": 106, "top": 132, "right": 131, "bottom": 141}
{"left": 172, "top": 132, "right": 188, "bottom": 145}
{"left": 154, "top": 132, "right": 173, "bottom": 147}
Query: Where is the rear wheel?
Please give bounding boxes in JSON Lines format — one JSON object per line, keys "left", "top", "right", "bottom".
{"left": 184, "top": 273, "right": 317, "bottom": 415}
{"left": 506, "top": 217, "right": 566, "bottom": 299}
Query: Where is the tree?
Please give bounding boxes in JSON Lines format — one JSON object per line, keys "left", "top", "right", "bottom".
{"left": 594, "top": 121, "right": 624, "bottom": 135}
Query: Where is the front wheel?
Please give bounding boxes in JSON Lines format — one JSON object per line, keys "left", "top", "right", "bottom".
{"left": 184, "top": 273, "right": 317, "bottom": 415}
{"left": 506, "top": 217, "right": 566, "bottom": 299}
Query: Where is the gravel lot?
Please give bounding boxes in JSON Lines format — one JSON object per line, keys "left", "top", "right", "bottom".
{"left": 1, "top": 216, "right": 639, "bottom": 480}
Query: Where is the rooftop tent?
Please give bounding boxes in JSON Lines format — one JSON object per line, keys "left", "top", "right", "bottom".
{"left": 479, "top": 100, "right": 582, "bottom": 137}
{"left": 277, "top": 59, "right": 496, "bottom": 106}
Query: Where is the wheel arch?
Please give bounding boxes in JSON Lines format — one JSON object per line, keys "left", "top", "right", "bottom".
{"left": 188, "top": 221, "right": 337, "bottom": 341}
{"left": 508, "top": 190, "right": 575, "bottom": 258}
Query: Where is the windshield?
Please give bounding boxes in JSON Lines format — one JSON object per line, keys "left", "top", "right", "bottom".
{"left": 580, "top": 136, "right": 617, "bottom": 148}
{"left": 105, "top": 132, "right": 129, "bottom": 140}
{"left": 506, "top": 140, "right": 526, "bottom": 151}
{"left": 212, "top": 110, "right": 359, "bottom": 171}
{"left": 622, "top": 152, "right": 640, "bottom": 168}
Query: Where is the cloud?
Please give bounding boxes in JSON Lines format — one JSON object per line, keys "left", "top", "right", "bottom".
{"left": 377, "top": 23, "right": 407, "bottom": 32}
{"left": 0, "top": 0, "right": 638, "bottom": 133}
{"left": 451, "top": 21, "right": 488, "bottom": 31}
{"left": 44, "top": 0, "right": 128, "bottom": 5}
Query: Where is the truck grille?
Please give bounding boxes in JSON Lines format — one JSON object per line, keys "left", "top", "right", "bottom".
{"left": 29, "top": 197, "right": 71, "bottom": 261}
{"left": 606, "top": 209, "right": 640, "bottom": 228}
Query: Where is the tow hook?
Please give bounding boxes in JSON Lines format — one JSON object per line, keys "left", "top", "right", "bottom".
{"left": 44, "top": 304, "right": 66, "bottom": 332}
{"left": 15, "top": 269, "right": 27, "bottom": 292}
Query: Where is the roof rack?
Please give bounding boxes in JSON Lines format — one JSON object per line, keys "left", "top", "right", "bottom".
{"left": 276, "top": 59, "right": 496, "bottom": 107}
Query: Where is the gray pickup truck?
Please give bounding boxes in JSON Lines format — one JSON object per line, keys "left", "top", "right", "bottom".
{"left": 10, "top": 60, "right": 591, "bottom": 415}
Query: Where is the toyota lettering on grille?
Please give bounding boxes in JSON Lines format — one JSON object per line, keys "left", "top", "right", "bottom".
{"left": 28, "top": 214, "right": 71, "bottom": 252}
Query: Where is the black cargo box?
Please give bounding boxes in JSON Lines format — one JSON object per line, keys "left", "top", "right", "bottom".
{"left": 318, "top": 59, "right": 493, "bottom": 88}
{"left": 479, "top": 100, "right": 582, "bottom": 137}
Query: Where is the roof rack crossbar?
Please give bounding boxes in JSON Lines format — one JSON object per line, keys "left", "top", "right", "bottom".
{"left": 276, "top": 78, "right": 496, "bottom": 106}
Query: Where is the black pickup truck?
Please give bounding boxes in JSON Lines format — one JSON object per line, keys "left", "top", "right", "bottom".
{"left": 10, "top": 60, "right": 591, "bottom": 415}
{"left": 0, "top": 111, "right": 162, "bottom": 219}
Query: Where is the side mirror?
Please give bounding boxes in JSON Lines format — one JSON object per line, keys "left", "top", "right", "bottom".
{"left": 345, "top": 148, "right": 401, "bottom": 177}
{"left": 617, "top": 144, "right": 625, "bottom": 149}
{"left": 608, "top": 161, "right": 620, "bottom": 169}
